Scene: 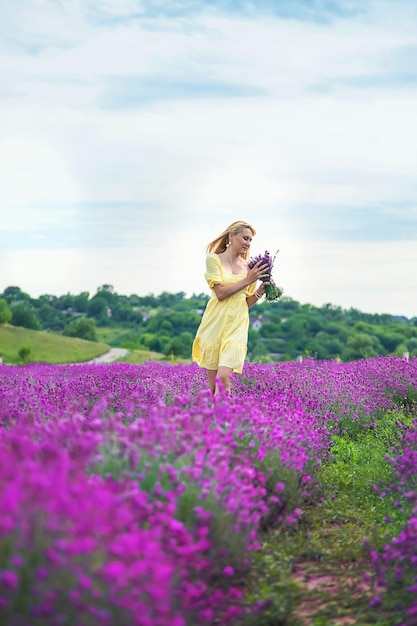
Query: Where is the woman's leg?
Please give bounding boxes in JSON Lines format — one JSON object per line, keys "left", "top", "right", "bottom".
{"left": 216, "top": 366, "right": 233, "bottom": 395}
{"left": 206, "top": 369, "right": 217, "bottom": 394}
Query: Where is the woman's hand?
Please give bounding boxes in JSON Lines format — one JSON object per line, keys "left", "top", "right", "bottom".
{"left": 246, "top": 260, "right": 269, "bottom": 284}
{"left": 256, "top": 281, "right": 268, "bottom": 297}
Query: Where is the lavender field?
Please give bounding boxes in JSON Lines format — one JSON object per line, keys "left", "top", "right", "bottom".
{"left": 1, "top": 357, "right": 417, "bottom": 625}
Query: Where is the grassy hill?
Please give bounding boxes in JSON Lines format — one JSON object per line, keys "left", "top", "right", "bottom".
{"left": 0, "top": 324, "right": 110, "bottom": 365}
{"left": 95, "top": 327, "right": 191, "bottom": 365}
{"left": 114, "top": 349, "right": 191, "bottom": 365}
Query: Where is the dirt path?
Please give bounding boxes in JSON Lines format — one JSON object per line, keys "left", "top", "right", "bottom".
{"left": 292, "top": 558, "right": 381, "bottom": 625}
{"left": 88, "top": 348, "right": 129, "bottom": 363}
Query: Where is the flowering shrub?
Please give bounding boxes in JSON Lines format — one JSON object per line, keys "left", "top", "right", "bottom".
{"left": 0, "top": 356, "right": 416, "bottom": 624}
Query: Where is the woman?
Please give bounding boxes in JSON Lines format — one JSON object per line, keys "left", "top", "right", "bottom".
{"left": 192, "top": 220, "right": 269, "bottom": 395}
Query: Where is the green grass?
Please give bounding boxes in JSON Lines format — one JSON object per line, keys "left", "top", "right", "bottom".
{"left": 0, "top": 324, "right": 109, "bottom": 364}
{"left": 114, "top": 349, "right": 168, "bottom": 364}
{"left": 241, "top": 410, "right": 412, "bottom": 626}
{"left": 95, "top": 326, "right": 128, "bottom": 346}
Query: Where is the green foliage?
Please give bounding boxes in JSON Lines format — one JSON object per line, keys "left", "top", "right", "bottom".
{"left": 36, "top": 303, "right": 65, "bottom": 330}
{"left": 258, "top": 321, "right": 282, "bottom": 339}
{"left": 242, "top": 548, "right": 302, "bottom": 625}
{"left": 2, "top": 286, "right": 31, "bottom": 304}
{"left": 393, "top": 342, "right": 409, "bottom": 358}
{"left": 17, "top": 345, "right": 32, "bottom": 364}
{"left": 319, "top": 412, "right": 412, "bottom": 533}
{"left": 62, "top": 317, "right": 98, "bottom": 342}
{"left": 1, "top": 284, "right": 415, "bottom": 364}
{"left": 407, "top": 337, "right": 417, "bottom": 355}
{"left": 111, "top": 303, "right": 142, "bottom": 324}
{"left": 344, "top": 332, "right": 379, "bottom": 360}
{"left": 10, "top": 302, "right": 41, "bottom": 330}
{"left": 0, "top": 299, "right": 12, "bottom": 324}
{"left": 314, "top": 331, "right": 344, "bottom": 359}
{"left": 379, "top": 332, "right": 408, "bottom": 352}
{"left": 72, "top": 292, "right": 90, "bottom": 313}
{"left": 164, "top": 332, "right": 194, "bottom": 358}
{"left": 250, "top": 343, "right": 271, "bottom": 361}
{"left": 87, "top": 296, "right": 109, "bottom": 322}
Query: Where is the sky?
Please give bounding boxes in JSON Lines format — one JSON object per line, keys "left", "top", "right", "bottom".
{"left": 1, "top": 0, "right": 417, "bottom": 319}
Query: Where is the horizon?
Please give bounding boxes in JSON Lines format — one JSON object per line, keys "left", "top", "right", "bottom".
{"left": 1, "top": 280, "right": 414, "bottom": 322}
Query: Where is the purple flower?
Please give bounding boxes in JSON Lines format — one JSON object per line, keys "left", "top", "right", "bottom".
{"left": 248, "top": 250, "right": 283, "bottom": 301}
{"left": 1, "top": 571, "right": 18, "bottom": 589}
{"left": 223, "top": 566, "right": 235, "bottom": 576}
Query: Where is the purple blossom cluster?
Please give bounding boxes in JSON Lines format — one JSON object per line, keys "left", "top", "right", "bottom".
{"left": 0, "top": 356, "right": 416, "bottom": 624}
{"left": 236, "top": 356, "right": 417, "bottom": 436}
{"left": 248, "top": 250, "right": 283, "bottom": 301}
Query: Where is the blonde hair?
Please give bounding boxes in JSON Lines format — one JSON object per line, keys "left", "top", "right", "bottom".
{"left": 207, "top": 220, "right": 256, "bottom": 260}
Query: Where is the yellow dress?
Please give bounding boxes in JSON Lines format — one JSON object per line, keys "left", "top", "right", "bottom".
{"left": 192, "top": 253, "right": 257, "bottom": 374}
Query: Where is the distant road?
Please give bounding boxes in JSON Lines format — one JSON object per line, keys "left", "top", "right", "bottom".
{"left": 88, "top": 348, "right": 129, "bottom": 364}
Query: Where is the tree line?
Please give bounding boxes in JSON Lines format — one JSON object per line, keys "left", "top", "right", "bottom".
{"left": 0, "top": 284, "right": 416, "bottom": 362}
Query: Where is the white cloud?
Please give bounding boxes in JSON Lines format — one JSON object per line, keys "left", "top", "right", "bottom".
{"left": 0, "top": 138, "right": 79, "bottom": 208}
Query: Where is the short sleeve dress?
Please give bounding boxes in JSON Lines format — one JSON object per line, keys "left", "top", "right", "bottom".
{"left": 192, "top": 253, "right": 257, "bottom": 374}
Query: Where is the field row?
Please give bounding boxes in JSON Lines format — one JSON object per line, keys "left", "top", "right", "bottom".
{"left": 0, "top": 356, "right": 416, "bottom": 625}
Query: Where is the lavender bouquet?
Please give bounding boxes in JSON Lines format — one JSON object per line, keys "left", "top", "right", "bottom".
{"left": 248, "top": 250, "right": 283, "bottom": 302}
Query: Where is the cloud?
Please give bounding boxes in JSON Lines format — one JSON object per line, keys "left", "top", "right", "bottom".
{"left": 87, "top": 0, "right": 366, "bottom": 23}
{"left": 0, "top": 0, "right": 368, "bottom": 59}
{"left": 0, "top": 200, "right": 179, "bottom": 251}
{"left": 98, "top": 75, "right": 267, "bottom": 108}
{"left": 0, "top": 0, "right": 91, "bottom": 55}
{"left": 279, "top": 204, "right": 417, "bottom": 242}
{"left": 0, "top": 88, "right": 21, "bottom": 100}
{"left": 310, "top": 71, "right": 417, "bottom": 94}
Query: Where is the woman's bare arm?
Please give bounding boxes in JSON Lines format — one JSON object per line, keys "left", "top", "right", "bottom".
{"left": 212, "top": 261, "right": 268, "bottom": 302}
